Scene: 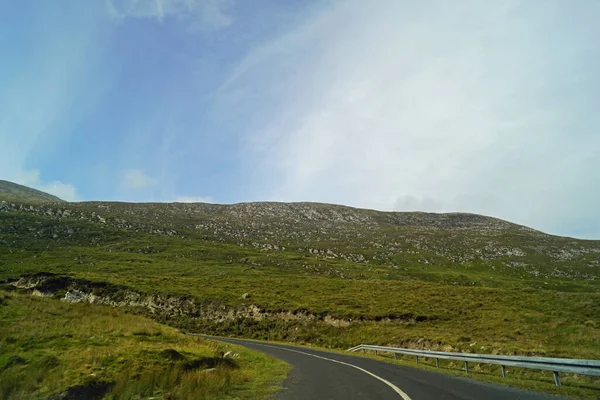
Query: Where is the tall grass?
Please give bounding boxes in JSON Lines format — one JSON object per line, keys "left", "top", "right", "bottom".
{"left": 0, "top": 291, "right": 287, "bottom": 399}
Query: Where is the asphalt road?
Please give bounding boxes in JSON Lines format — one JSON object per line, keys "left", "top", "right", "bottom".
{"left": 214, "top": 337, "right": 564, "bottom": 400}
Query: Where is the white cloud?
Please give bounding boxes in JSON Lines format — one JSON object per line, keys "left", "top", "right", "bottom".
{"left": 37, "top": 181, "right": 81, "bottom": 202}
{"left": 225, "top": 0, "right": 600, "bottom": 237}
{"left": 122, "top": 169, "right": 157, "bottom": 189}
{"left": 107, "top": 0, "right": 233, "bottom": 30}
{"left": 12, "top": 170, "right": 81, "bottom": 202}
{"left": 172, "top": 195, "right": 215, "bottom": 203}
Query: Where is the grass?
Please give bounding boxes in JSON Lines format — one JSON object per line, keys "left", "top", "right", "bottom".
{"left": 1, "top": 203, "right": 599, "bottom": 398}
{"left": 0, "top": 289, "right": 289, "bottom": 400}
{"left": 2, "top": 239, "right": 597, "bottom": 360}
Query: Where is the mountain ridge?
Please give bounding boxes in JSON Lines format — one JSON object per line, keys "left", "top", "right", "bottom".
{"left": 1, "top": 192, "right": 598, "bottom": 282}
{"left": 0, "top": 179, "right": 566, "bottom": 238}
{"left": 78, "top": 199, "right": 539, "bottom": 233}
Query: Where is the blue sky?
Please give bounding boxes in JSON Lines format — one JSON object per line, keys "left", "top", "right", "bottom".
{"left": 1, "top": 0, "right": 599, "bottom": 239}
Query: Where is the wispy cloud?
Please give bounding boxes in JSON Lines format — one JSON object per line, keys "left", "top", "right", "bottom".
{"left": 106, "top": 0, "right": 233, "bottom": 30}
{"left": 223, "top": 0, "right": 600, "bottom": 237}
{"left": 122, "top": 169, "right": 157, "bottom": 189}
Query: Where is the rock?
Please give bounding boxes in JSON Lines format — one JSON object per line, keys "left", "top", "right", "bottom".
{"left": 31, "top": 289, "right": 52, "bottom": 297}
{"left": 159, "top": 349, "right": 185, "bottom": 360}
{"left": 223, "top": 351, "right": 239, "bottom": 359}
{"left": 63, "top": 290, "right": 87, "bottom": 303}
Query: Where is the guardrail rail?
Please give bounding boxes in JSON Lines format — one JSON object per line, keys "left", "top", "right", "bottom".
{"left": 348, "top": 344, "right": 600, "bottom": 386}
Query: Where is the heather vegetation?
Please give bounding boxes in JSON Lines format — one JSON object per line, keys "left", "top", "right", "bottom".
{"left": 0, "top": 183, "right": 599, "bottom": 397}
{"left": 0, "top": 289, "right": 287, "bottom": 399}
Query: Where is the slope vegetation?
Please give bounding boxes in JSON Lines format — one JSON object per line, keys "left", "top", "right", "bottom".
{"left": 0, "top": 180, "right": 64, "bottom": 203}
{"left": 1, "top": 183, "right": 599, "bottom": 395}
{"left": 0, "top": 288, "right": 286, "bottom": 399}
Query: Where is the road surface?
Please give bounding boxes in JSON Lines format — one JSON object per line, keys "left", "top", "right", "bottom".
{"left": 214, "top": 337, "right": 563, "bottom": 400}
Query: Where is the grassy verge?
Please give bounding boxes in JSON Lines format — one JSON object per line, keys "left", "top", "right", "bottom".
{"left": 0, "top": 290, "right": 289, "bottom": 399}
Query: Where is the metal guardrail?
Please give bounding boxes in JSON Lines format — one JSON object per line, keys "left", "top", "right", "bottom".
{"left": 348, "top": 344, "right": 600, "bottom": 386}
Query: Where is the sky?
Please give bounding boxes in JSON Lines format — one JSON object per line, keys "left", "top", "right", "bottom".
{"left": 0, "top": 0, "right": 599, "bottom": 239}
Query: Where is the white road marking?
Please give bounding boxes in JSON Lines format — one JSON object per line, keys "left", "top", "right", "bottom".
{"left": 253, "top": 342, "right": 412, "bottom": 400}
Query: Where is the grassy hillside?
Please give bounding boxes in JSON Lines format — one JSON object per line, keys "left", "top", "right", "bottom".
{"left": 0, "top": 180, "right": 64, "bottom": 203}
{"left": 0, "top": 192, "right": 599, "bottom": 396}
{"left": 0, "top": 288, "right": 287, "bottom": 399}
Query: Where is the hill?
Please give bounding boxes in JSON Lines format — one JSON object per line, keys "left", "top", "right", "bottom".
{"left": 1, "top": 183, "right": 599, "bottom": 396}
{"left": 2, "top": 199, "right": 596, "bottom": 286}
{"left": 0, "top": 180, "right": 64, "bottom": 203}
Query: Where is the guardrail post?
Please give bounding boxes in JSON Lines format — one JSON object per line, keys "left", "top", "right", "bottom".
{"left": 435, "top": 358, "right": 440, "bottom": 368}
{"left": 393, "top": 353, "right": 397, "bottom": 360}
{"left": 501, "top": 365, "right": 506, "bottom": 378}
{"left": 416, "top": 356, "right": 419, "bottom": 364}
{"left": 553, "top": 371, "right": 561, "bottom": 387}
{"left": 375, "top": 350, "right": 378, "bottom": 356}
{"left": 464, "top": 361, "right": 469, "bottom": 373}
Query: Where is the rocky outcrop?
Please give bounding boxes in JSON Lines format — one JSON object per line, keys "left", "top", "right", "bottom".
{"left": 12, "top": 273, "right": 358, "bottom": 328}
{"left": 0, "top": 201, "right": 180, "bottom": 238}
{"left": 2, "top": 197, "right": 599, "bottom": 277}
